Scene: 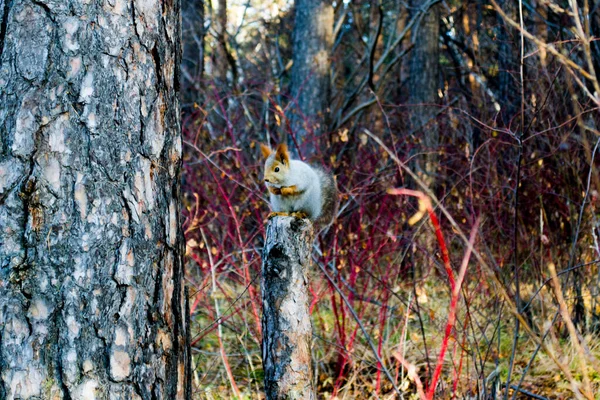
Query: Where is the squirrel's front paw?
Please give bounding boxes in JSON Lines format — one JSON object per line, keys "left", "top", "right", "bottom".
{"left": 268, "top": 186, "right": 282, "bottom": 195}
{"left": 291, "top": 211, "right": 308, "bottom": 219}
{"left": 280, "top": 186, "right": 300, "bottom": 196}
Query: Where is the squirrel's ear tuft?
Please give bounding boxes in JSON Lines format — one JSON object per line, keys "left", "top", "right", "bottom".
{"left": 260, "top": 143, "right": 272, "bottom": 159}
{"left": 275, "top": 143, "right": 289, "bottom": 165}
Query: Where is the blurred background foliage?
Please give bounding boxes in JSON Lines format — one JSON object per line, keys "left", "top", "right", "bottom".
{"left": 181, "top": 0, "right": 600, "bottom": 398}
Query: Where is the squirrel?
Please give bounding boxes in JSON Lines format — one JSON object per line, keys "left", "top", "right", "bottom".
{"left": 260, "top": 143, "right": 338, "bottom": 230}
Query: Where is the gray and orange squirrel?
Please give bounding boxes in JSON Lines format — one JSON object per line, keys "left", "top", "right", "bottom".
{"left": 260, "top": 143, "right": 338, "bottom": 229}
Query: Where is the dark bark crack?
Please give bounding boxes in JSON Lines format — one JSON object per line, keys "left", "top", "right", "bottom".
{"left": 57, "top": 351, "right": 73, "bottom": 400}
{"left": 138, "top": 86, "right": 146, "bottom": 151}
{"left": 52, "top": 305, "right": 73, "bottom": 400}
{"left": 130, "top": 0, "right": 140, "bottom": 41}
{"left": 31, "top": 0, "right": 51, "bottom": 16}
{"left": 0, "top": 0, "right": 13, "bottom": 67}
{"left": 150, "top": 255, "right": 163, "bottom": 323}
{"left": 151, "top": 44, "right": 162, "bottom": 86}
{"left": 16, "top": 159, "right": 36, "bottom": 273}
{"left": 0, "top": 328, "right": 4, "bottom": 399}
{"left": 120, "top": 191, "right": 135, "bottom": 236}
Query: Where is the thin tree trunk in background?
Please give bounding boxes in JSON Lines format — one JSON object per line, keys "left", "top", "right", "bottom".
{"left": 408, "top": 0, "right": 440, "bottom": 187}
{"left": 213, "top": 0, "right": 237, "bottom": 87}
{"left": 0, "top": 0, "right": 189, "bottom": 398}
{"left": 394, "top": 3, "right": 408, "bottom": 105}
{"left": 289, "top": 0, "right": 333, "bottom": 157}
{"left": 182, "top": 0, "right": 205, "bottom": 107}
{"left": 262, "top": 217, "right": 315, "bottom": 400}
{"left": 497, "top": 0, "right": 520, "bottom": 125}
{"left": 588, "top": 3, "right": 600, "bottom": 86}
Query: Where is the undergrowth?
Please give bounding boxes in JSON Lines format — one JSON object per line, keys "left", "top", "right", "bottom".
{"left": 181, "top": 1, "right": 600, "bottom": 398}
{"left": 182, "top": 78, "right": 600, "bottom": 399}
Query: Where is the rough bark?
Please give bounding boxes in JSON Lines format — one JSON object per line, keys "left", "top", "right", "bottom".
{"left": 0, "top": 0, "right": 189, "bottom": 398}
{"left": 289, "top": 0, "right": 333, "bottom": 157}
{"left": 261, "top": 217, "right": 315, "bottom": 400}
{"left": 409, "top": 0, "right": 440, "bottom": 187}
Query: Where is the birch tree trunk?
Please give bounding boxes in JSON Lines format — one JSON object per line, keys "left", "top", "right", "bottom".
{"left": 261, "top": 217, "right": 315, "bottom": 400}
{"left": 289, "top": 0, "right": 333, "bottom": 156}
{"left": 0, "top": 0, "right": 189, "bottom": 398}
{"left": 409, "top": 0, "right": 440, "bottom": 188}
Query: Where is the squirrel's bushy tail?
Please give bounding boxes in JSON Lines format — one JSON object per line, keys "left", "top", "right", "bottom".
{"left": 315, "top": 167, "right": 338, "bottom": 231}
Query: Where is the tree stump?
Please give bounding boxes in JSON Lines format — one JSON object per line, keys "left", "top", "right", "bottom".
{"left": 261, "top": 216, "right": 315, "bottom": 400}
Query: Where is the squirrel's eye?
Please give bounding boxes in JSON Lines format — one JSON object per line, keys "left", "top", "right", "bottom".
{"left": 274, "top": 167, "right": 280, "bottom": 172}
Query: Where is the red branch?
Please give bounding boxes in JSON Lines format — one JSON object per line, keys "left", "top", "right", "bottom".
{"left": 388, "top": 188, "right": 478, "bottom": 399}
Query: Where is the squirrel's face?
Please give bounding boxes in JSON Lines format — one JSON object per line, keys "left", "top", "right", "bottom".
{"left": 260, "top": 143, "right": 290, "bottom": 186}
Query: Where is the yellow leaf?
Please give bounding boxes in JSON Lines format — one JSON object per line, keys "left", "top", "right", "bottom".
{"left": 339, "top": 128, "right": 349, "bottom": 142}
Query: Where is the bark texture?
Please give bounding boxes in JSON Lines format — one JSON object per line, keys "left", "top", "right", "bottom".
{"left": 261, "top": 217, "right": 315, "bottom": 400}
{"left": 0, "top": 0, "right": 189, "bottom": 398}
{"left": 289, "top": 0, "right": 333, "bottom": 156}
{"left": 409, "top": 0, "right": 440, "bottom": 187}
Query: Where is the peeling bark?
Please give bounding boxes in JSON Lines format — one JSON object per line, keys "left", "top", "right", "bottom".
{"left": 261, "top": 217, "right": 315, "bottom": 400}
{"left": 288, "top": 0, "right": 333, "bottom": 156}
{"left": 0, "top": 0, "right": 189, "bottom": 398}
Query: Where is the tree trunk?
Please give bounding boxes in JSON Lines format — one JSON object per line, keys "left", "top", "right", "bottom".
{"left": 0, "top": 0, "right": 189, "bottom": 398}
{"left": 289, "top": 0, "right": 333, "bottom": 157}
{"left": 589, "top": 2, "right": 600, "bottom": 89}
{"left": 409, "top": 0, "right": 440, "bottom": 187}
{"left": 181, "top": 0, "right": 205, "bottom": 107}
{"left": 213, "top": 0, "right": 237, "bottom": 87}
{"left": 261, "top": 217, "right": 315, "bottom": 400}
{"left": 496, "top": 0, "right": 520, "bottom": 125}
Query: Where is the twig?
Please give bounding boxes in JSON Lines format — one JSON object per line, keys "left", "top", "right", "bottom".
{"left": 522, "top": 259, "right": 600, "bottom": 314}
{"left": 491, "top": 0, "right": 600, "bottom": 108}
{"left": 548, "top": 262, "right": 595, "bottom": 397}
{"left": 511, "top": 312, "right": 559, "bottom": 400}
{"left": 367, "top": 5, "right": 383, "bottom": 91}
{"left": 364, "top": 129, "right": 591, "bottom": 400}
{"left": 509, "top": 385, "right": 549, "bottom": 400}
{"left": 388, "top": 188, "right": 480, "bottom": 399}
{"left": 201, "top": 228, "right": 241, "bottom": 398}
{"left": 393, "top": 352, "right": 427, "bottom": 400}
{"left": 569, "top": 0, "right": 600, "bottom": 99}
{"left": 315, "top": 259, "right": 403, "bottom": 397}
